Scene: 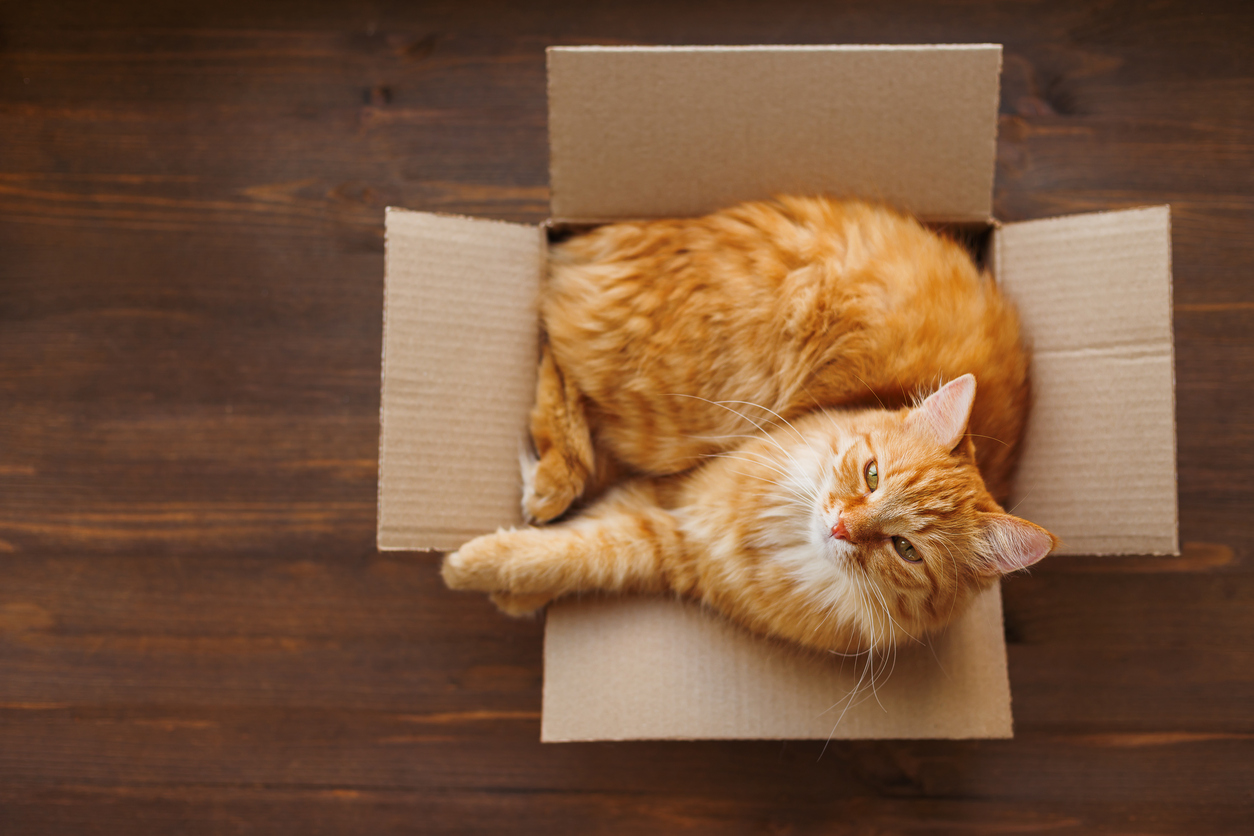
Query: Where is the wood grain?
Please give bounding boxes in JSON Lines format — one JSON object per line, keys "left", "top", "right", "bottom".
{"left": 2, "top": 0, "right": 1252, "bottom": 832}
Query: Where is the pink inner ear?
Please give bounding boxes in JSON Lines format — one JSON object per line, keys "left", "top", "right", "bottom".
{"left": 910, "top": 374, "right": 976, "bottom": 451}
{"left": 983, "top": 514, "right": 1057, "bottom": 574}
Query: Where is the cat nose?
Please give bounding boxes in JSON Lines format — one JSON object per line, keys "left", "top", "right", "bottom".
{"left": 832, "top": 517, "right": 850, "bottom": 540}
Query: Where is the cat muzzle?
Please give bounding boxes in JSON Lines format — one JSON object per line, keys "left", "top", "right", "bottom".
{"left": 831, "top": 517, "right": 851, "bottom": 541}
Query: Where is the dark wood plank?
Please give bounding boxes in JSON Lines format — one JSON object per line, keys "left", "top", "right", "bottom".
{"left": 3, "top": 787, "right": 1249, "bottom": 836}
{"left": 2, "top": 0, "right": 1253, "bottom": 832}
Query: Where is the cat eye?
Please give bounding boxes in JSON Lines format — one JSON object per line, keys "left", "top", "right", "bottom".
{"left": 864, "top": 460, "right": 878, "bottom": 492}
{"left": 892, "top": 536, "right": 921, "bottom": 563}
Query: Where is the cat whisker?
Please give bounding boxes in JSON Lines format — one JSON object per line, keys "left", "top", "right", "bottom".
{"left": 809, "top": 584, "right": 851, "bottom": 640}
{"left": 868, "top": 620, "right": 894, "bottom": 711}
{"left": 705, "top": 453, "right": 805, "bottom": 491}
{"left": 925, "top": 636, "right": 952, "bottom": 682}
{"left": 867, "top": 577, "right": 923, "bottom": 647}
{"left": 1006, "top": 489, "right": 1033, "bottom": 516}
{"left": 667, "top": 393, "right": 816, "bottom": 456}
{"left": 934, "top": 534, "right": 964, "bottom": 628}
{"left": 817, "top": 577, "right": 874, "bottom": 715}
{"left": 720, "top": 470, "right": 817, "bottom": 512}
{"left": 817, "top": 566, "right": 921, "bottom": 753}
{"left": 685, "top": 431, "right": 781, "bottom": 445}
{"left": 851, "top": 574, "right": 888, "bottom": 712}
{"left": 850, "top": 575, "right": 911, "bottom": 713}
{"left": 682, "top": 429, "right": 800, "bottom": 460}
{"left": 665, "top": 393, "right": 782, "bottom": 438}
{"left": 721, "top": 469, "right": 780, "bottom": 489}
{"left": 715, "top": 399, "right": 818, "bottom": 456}
{"left": 877, "top": 630, "right": 902, "bottom": 700}
{"left": 849, "top": 371, "right": 887, "bottom": 411}
{"left": 779, "top": 501, "right": 822, "bottom": 519}
{"left": 850, "top": 645, "right": 891, "bottom": 714}
{"left": 733, "top": 451, "right": 822, "bottom": 500}
{"left": 818, "top": 630, "right": 877, "bottom": 759}
{"left": 826, "top": 647, "right": 873, "bottom": 658}
{"left": 716, "top": 476, "right": 817, "bottom": 521}
{"left": 675, "top": 403, "right": 817, "bottom": 477}
{"left": 963, "top": 431, "right": 1011, "bottom": 449}
{"left": 833, "top": 625, "right": 866, "bottom": 682}
{"left": 704, "top": 452, "right": 821, "bottom": 505}
{"left": 684, "top": 427, "right": 783, "bottom": 449}
{"left": 705, "top": 451, "right": 793, "bottom": 478}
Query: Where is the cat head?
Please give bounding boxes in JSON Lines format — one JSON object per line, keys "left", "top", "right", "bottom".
{"left": 797, "top": 374, "right": 1056, "bottom": 649}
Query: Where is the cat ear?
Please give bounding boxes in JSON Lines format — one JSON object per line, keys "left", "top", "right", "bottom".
{"left": 979, "top": 513, "right": 1058, "bottom": 575}
{"left": 908, "top": 374, "right": 976, "bottom": 452}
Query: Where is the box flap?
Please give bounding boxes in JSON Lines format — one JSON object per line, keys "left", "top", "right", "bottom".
{"left": 548, "top": 45, "right": 1002, "bottom": 223}
{"left": 377, "top": 209, "right": 545, "bottom": 551}
{"left": 542, "top": 588, "right": 1012, "bottom": 741}
{"left": 992, "top": 206, "right": 1178, "bottom": 556}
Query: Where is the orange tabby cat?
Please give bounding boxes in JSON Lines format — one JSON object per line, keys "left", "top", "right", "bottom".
{"left": 528, "top": 196, "right": 1031, "bottom": 519}
{"left": 441, "top": 197, "right": 1057, "bottom": 654}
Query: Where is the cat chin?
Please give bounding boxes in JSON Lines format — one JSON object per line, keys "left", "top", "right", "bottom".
{"left": 825, "top": 537, "right": 863, "bottom": 569}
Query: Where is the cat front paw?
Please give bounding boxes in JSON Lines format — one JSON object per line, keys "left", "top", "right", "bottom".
{"left": 441, "top": 535, "right": 507, "bottom": 592}
{"left": 442, "top": 527, "right": 562, "bottom": 606}
{"left": 522, "top": 449, "right": 583, "bottom": 524}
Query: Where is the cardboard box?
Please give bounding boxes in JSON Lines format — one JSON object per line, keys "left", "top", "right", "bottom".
{"left": 377, "top": 45, "right": 1177, "bottom": 741}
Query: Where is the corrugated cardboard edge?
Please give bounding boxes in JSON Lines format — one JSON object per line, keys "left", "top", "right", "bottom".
{"left": 377, "top": 208, "right": 546, "bottom": 552}
{"left": 991, "top": 205, "right": 1178, "bottom": 556}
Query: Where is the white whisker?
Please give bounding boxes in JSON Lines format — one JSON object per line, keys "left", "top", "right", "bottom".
{"left": 1007, "top": 489, "right": 1033, "bottom": 516}
{"left": 706, "top": 454, "right": 814, "bottom": 499}
{"left": 667, "top": 393, "right": 816, "bottom": 456}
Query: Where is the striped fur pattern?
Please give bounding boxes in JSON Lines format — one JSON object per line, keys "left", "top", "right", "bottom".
{"left": 533, "top": 196, "right": 1031, "bottom": 510}
{"left": 441, "top": 197, "right": 1058, "bottom": 654}
{"left": 444, "top": 377, "right": 1056, "bottom": 654}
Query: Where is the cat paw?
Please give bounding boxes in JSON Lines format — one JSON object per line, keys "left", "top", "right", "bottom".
{"left": 441, "top": 535, "right": 505, "bottom": 592}
{"left": 521, "top": 449, "right": 583, "bottom": 524}
{"left": 490, "top": 591, "right": 553, "bottom": 616}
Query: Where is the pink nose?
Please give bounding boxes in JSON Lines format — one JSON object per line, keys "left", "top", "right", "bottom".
{"left": 832, "top": 517, "right": 850, "bottom": 540}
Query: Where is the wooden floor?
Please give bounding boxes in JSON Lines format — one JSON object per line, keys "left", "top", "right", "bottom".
{"left": 2, "top": 1, "right": 1252, "bottom": 833}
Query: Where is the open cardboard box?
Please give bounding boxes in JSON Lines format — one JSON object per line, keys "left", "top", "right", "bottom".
{"left": 377, "top": 45, "right": 1178, "bottom": 741}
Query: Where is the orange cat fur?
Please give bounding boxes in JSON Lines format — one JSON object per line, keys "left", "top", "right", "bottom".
{"left": 528, "top": 196, "right": 1028, "bottom": 520}
{"left": 444, "top": 375, "right": 1056, "bottom": 654}
{"left": 441, "top": 197, "right": 1057, "bottom": 654}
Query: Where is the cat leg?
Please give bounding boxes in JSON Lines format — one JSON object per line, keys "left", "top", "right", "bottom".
{"left": 443, "top": 486, "right": 687, "bottom": 611}
{"left": 524, "top": 343, "right": 596, "bottom": 523}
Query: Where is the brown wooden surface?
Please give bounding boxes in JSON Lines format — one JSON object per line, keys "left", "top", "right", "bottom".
{"left": 2, "top": 1, "right": 1252, "bottom": 833}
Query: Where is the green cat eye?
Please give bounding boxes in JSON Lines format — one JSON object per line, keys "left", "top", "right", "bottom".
{"left": 892, "top": 536, "right": 921, "bottom": 563}
{"left": 864, "top": 460, "right": 878, "bottom": 492}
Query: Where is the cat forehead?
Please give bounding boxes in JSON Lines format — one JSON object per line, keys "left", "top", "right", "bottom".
{"left": 820, "top": 408, "right": 910, "bottom": 450}
{"left": 848, "top": 430, "right": 991, "bottom": 513}
{"left": 846, "top": 418, "right": 944, "bottom": 463}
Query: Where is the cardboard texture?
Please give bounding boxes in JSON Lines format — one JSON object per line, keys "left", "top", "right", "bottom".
{"left": 549, "top": 45, "right": 1002, "bottom": 224}
{"left": 542, "top": 588, "right": 1011, "bottom": 741}
{"left": 377, "top": 45, "right": 1179, "bottom": 741}
{"left": 377, "top": 209, "right": 545, "bottom": 552}
{"left": 993, "top": 207, "right": 1178, "bottom": 556}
